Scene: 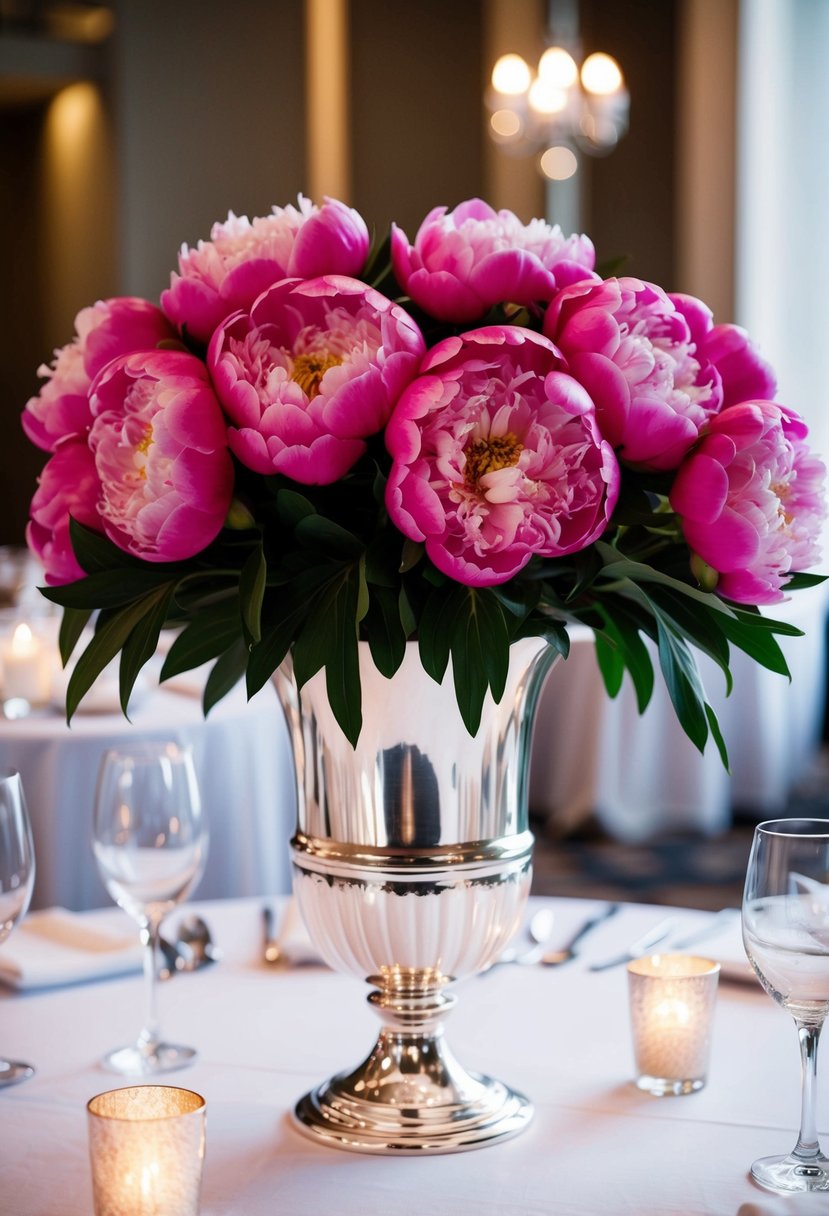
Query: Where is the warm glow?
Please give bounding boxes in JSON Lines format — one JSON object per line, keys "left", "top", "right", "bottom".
{"left": 11, "top": 624, "right": 34, "bottom": 655}
{"left": 538, "top": 46, "right": 578, "bottom": 89}
{"left": 491, "top": 54, "right": 532, "bottom": 96}
{"left": 539, "top": 145, "right": 578, "bottom": 180}
{"left": 528, "top": 78, "right": 568, "bottom": 116}
{"left": 581, "top": 52, "right": 623, "bottom": 96}
{"left": 490, "top": 109, "right": 522, "bottom": 138}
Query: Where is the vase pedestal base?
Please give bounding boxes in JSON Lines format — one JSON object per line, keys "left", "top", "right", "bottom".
{"left": 292, "top": 1027, "right": 532, "bottom": 1155}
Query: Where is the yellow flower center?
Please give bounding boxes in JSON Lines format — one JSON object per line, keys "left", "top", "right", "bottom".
{"left": 291, "top": 351, "right": 343, "bottom": 399}
{"left": 772, "top": 481, "right": 794, "bottom": 525}
{"left": 464, "top": 433, "right": 523, "bottom": 486}
{"left": 134, "top": 424, "right": 153, "bottom": 480}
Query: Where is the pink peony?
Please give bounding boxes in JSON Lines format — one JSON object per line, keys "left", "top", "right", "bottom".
{"left": 384, "top": 326, "right": 620, "bottom": 586}
{"left": 669, "top": 293, "right": 777, "bottom": 407}
{"left": 391, "top": 198, "right": 596, "bottom": 324}
{"left": 88, "top": 350, "right": 234, "bottom": 562}
{"left": 26, "top": 439, "right": 103, "bottom": 585}
{"left": 161, "top": 196, "right": 370, "bottom": 346}
{"left": 208, "top": 275, "right": 425, "bottom": 485}
{"left": 22, "top": 298, "right": 175, "bottom": 452}
{"left": 544, "top": 276, "right": 724, "bottom": 471}
{"left": 670, "top": 400, "right": 827, "bottom": 604}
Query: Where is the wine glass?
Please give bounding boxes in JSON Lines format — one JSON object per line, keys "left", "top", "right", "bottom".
{"left": 92, "top": 740, "right": 208, "bottom": 1076}
{"left": 0, "top": 768, "right": 36, "bottom": 1085}
{"left": 742, "top": 817, "right": 829, "bottom": 1192}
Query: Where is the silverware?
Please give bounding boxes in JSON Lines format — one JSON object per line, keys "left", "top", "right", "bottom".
{"left": 158, "top": 915, "right": 220, "bottom": 979}
{"left": 588, "top": 915, "right": 677, "bottom": 972}
{"left": 539, "top": 902, "right": 620, "bottom": 967}
{"left": 262, "top": 904, "right": 282, "bottom": 966}
{"left": 668, "top": 907, "right": 740, "bottom": 950}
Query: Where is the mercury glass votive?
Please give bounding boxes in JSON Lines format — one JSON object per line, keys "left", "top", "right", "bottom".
{"left": 87, "top": 1085, "right": 206, "bottom": 1216}
{"left": 627, "top": 954, "right": 720, "bottom": 1097}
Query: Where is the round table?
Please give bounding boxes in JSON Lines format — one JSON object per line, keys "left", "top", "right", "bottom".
{"left": 0, "top": 679, "right": 296, "bottom": 911}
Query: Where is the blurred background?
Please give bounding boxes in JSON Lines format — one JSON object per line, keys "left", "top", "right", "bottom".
{"left": 7, "top": 0, "right": 827, "bottom": 544}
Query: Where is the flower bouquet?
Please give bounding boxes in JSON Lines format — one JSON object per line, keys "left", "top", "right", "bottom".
{"left": 23, "top": 196, "right": 827, "bottom": 760}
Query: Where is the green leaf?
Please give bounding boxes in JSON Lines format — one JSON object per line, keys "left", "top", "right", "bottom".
{"left": 119, "top": 584, "right": 176, "bottom": 714}
{"left": 58, "top": 607, "right": 92, "bottom": 667}
{"left": 654, "top": 617, "right": 729, "bottom": 765}
{"left": 68, "top": 517, "right": 144, "bottom": 574}
{"left": 594, "top": 628, "right": 625, "bottom": 698}
{"left": 364, "top": 585, "right": 408, "bottom": 678}
{"left": 716, "top": 612, "right": 791, "bottom": 678}
{"left": 705, "top": 703, "right": 729, "bottom": 770}
{"left": 783, "top": 572, "right": 828, "bottom": 591}
{"left": 160, "top": 599, "right": 242, "bottom": 680}
{"left": 203, "top": 639, "right": 249, "bottom": 715}
{"left": 597, "top": 609, "right": 655, "bottom": 713}
{"left": 296, "top": 515, "right": 364, "bottom": 558}
{"left": 65, "top": 588, "right": 172, "bottom": 719}
{"left": 636, "top": 584, "right": 733, "bottom": 696}
{"left": 42, "top": 568, "right": 179, "bottom": 611}
{"left": 276, "top": 489, "right": 317, "bottom": 529}
{"left": 434, "top": 587, "right": 512, "bottom": 736}
{"left": 290, "top": 561, "right": 363, "bottom": 743}
{"left": 565, "top": 546, "right": 604, "bottom": 602}
{"left": 595, "top": 542, "right": 739, "bottom": 618}
{"left": 239, "top": 544, "right": 267, "bottom": 644}
{"left": 417, "top": 585, "right": 460, "bottom": 684}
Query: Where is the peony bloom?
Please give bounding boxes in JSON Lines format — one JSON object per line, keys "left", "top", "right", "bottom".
{"left": 385, "top": 326, "right": 620, "bottom": 587}
{"left": 544, "top": 276, "right": 725, "bottom": 471}
{"left": 22, "top": 298, "right": 175, "bottom": 452}
{"left": 88, "top": 350, "right": 234, "bottom": 562}
{"left": 670, "top": 400, "right": 827, "bottom": 604}
{"left": 161, "top": 196, "right": 370, "bottom": 345}
{"left": 208, "top": 275, "right": 425, "bottom": 484}
{"left": 391, "top": 198, "right": 596, "bottom": 324}
{"left": 669, "top": 293, "right": 777, "bottom": 407}
{"left": 26, "top": 439, "right": 103, "bottom": 585}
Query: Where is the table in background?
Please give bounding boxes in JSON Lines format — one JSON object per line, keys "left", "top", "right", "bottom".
{"left": 531, "top": 585, "right": 829, "bottom": 841}
{"left": 0, "top": 682, "right": 295, "bottom": 910}
{"left": 0, "top": 895, "right": 818, "bottom": 1215}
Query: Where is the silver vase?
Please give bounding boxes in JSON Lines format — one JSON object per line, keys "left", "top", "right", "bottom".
{"left": 273, "top": 636, "right": 556, "bottom": 1154}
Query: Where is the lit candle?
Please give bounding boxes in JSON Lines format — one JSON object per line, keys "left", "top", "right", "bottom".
{"left": 627, "top": 954, "right": 720, "bottom": 1096}
{"left": 1, "top": 623, "right": 51, "bottom": 707}
{"left": 87, "top": 1086, "right": 206, "bottom": 1216}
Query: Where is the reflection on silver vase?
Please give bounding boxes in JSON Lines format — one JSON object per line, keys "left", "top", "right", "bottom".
{"left": 274, "top": 637, "right": 555, "bottom": 1154}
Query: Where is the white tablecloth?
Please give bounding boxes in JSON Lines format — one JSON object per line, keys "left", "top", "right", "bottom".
{"left": 0, "top": 895, "right": 823, "bottom": 1215}
{"left": 531, "top": 586, "right": 829, "bottom": 841}
{"left": 0, "top": 683, "right": 296, "bottom": 910}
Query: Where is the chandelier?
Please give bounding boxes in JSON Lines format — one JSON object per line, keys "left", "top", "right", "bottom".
{"left": 486, "top": 45, "right": 629, "bottom": 180}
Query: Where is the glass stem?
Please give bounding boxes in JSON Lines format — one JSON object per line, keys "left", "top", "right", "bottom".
{"left": 794, "top": 1020, "right": 823, "bottom": 1160}
{"left": 138, "top": 919, "right": 161, "bottom": 1051}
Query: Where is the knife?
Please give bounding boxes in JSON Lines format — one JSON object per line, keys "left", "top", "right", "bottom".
{"left": 588, "top": 916, "right": 677, "bottom": 972}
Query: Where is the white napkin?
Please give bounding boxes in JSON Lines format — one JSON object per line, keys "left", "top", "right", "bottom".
{"left": 0, "top": 908, "right": 142, "bottom": 990}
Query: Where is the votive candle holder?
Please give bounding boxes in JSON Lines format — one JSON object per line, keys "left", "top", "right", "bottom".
{"left": 627, "top": 953, "right": 720, "bottom": 1097}
{"left": 87, "top": 1085, "right": 206, "bottom": 1216}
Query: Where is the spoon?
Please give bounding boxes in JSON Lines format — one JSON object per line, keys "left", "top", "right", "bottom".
{"left": 538, "top": 902, "right": 620, "bottom": 967}
{"left": 173, "top": 915, "right": 221, "bottom": 970}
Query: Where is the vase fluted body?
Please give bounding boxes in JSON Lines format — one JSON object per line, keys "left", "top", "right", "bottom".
{"left": 273, "top": 636, "right": 556, "bottom": 1154}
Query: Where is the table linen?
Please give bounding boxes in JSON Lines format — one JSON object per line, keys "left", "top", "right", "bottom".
{"left": 0, "top": 896, "right": 823, "bottom": 1215}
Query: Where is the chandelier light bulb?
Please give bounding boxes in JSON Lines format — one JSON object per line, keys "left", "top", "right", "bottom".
{"left": 491, "top": 54, "right": 532, "bottom": 96}
{"left": 490, "top": 109, "right": 522, "bottom": 139}
{"left": 539, "top": 145, "right": 578, "bottom": 181}
{"left": 580, "top": 52, "right": 624, "bottom": 96}
{"left": 537, "top": 46, "right": 578, "bottom": 90}
{"left": 528, "top": 77, "right": 568, "bottom": 116}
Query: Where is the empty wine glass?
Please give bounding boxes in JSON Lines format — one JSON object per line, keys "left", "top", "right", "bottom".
{"left": 742, "top": 818, "right": 829, "bottom": 1192}
{"left": 0, "top": 768, "right": 36, "bottom": 1086}
{"left": 92, "top": 741, "right": 208, "bottom": 1076}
